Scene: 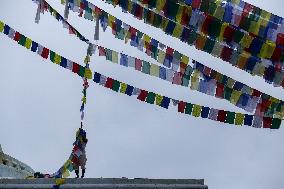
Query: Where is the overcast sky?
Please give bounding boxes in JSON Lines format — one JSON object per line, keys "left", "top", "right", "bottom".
{"left": 1, "top": 0, "right": 284, "bottom": 189}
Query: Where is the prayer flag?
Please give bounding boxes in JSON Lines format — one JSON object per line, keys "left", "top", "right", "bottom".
{"left": 146, "top": 92, "right": 156, "bottom": 104}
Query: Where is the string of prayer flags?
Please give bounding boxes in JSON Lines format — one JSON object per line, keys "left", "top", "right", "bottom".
{"left": 92, "top": 71, "right": 282, "bottom": 129}
{"left": 96, "top": 41, "right": 284, "bottom": 119}
{"left": 16, "top": 0, "right": 284, "bottom": 120}
{"left": 98, "top": 0, "right": 284, "bottom": 87}
{"left": 60, "top": 0, "right": 284, "bottom": 88}
{"left": 60, "top": 0, "right": 281, "bottom": 95}
{"left": 0, "top": 22, "right": 93, "bottom": 80}
{"left": 1, "top": 21, "right": 282, "bottom": 129}
{"left": 10, "top": 2, "right": 284, "bottom": 119}
{"left": 80, "top": 44, "right": 93, "bottom": 122}
{"left": 180, "top": 0, "right": 284, "bottom": 43}
{"left": 97, "top": 45, "right": 186, "bottom": 84}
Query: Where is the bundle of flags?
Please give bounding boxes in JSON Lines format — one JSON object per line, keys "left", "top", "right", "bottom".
{"left": 1, "top": 19, "right": 282, "bottom": 129}
{"left": 136, "top": 0, "right": 284, "bottom": 63}
{"left": 97, "top": 0, "right": 284, "bottom": 87}
{"left": 56, "top": 0, "right": 284, "bottom": 88}
{"left": 180, "top": 0, "right": 284, "bottom": 43}
{"left": 192, "top": 61, "right": 284, "bottom": 119}
{"left": 18, "top": 0, "right": 284, "bottom": 121}
{"left": 52, "top": 128, "right": 87, "bottom": 178}
{"left": 95, "top": 45, "right": 284, "bottom": 120}
{"left": 47, "top": 0, "right": 284, "bottom": 120}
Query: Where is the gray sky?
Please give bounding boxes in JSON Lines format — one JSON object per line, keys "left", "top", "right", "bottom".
{"left": 0, "top": 0, "right": 284, "bottom": 188}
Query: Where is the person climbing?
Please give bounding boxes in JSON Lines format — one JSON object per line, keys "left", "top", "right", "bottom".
{"left": 72, "top": 122, "right": 88, "bottom": 178}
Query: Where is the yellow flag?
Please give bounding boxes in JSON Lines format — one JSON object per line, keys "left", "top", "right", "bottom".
{"left": 237, "top": 52, "right": 249, "bottom": 69}
{"left": 63, "top": 160, "right": 70, "bottom": 169}
{"left": 269, "top": 97, "right": 279, "bottom": 109}
{"left": 143, "top": 34, "right": 151, "bottom": 44}
{"left": 235, "top": 113, "right": 244, "bottom": 126}
{"left": 240, "top": 34, "right": 253, "bottom": 49}
{"left": 0, "top": 21, "right": 4, "bottom": 33}
{"left": 259, "top": 42, "right": 268, "bottom": 58}
{"left": 84, "top": 68, "right": 92, "bottom": 79}
{"left": 249, "top": 21, "right": 260, "bottom": 35}
{"left": 181, "top": 55, "right": 189, "bottom": 65}
{"left": 155, "top": 94, "right": 163, "bottom": 106}
{"left": 176, "top": 5, "right": 183, "bottom": 24}
{"left": 161, "top": 18, "right": 169, "bottom": 31}
{"left": 150, "top": 64, "right": 159, "bottom": 77}
{"left": 230, "top": 90, "right": 242, "bottom": 105}
{"left": 231, "top": 0, "right": 240, "bottom": 4}
{"left": 84, "top": 55, "right": 90, "bottom": 63}
{"left": 257, "top": 64, "right": 266, "bottom": 76}
{"left": 158, "top": 50, "right": 166, "bottom": 64}
{"left": 226, "top": 78, "right": 235, "bottom": 88}
{"left": 112, "top": 51, "right": 118, "bottom": 63}
{"left": 192, "top": 105, "right": 202, "bottom": 117}
{"left": 260, "top": 41, "right": 276, "bottom": 59}
{"left": 219, "top": 23, "right": 229, "bottom": 41}
{"left": 127, "top": 0, "right": 132, "bottom": 12}
{"left": 56, "top": 178, "right": 66, "bottom": 185}
{"left": 260, "top": 11, "right": 271, "bottom": 27}
{"left": 52, "top": 10, "right": 58, "bottom": 18}
{"left": 54, "top": 54, "right": 61, "bottom": 64}
{"left": 172, "top": 24, "right": 183, "bottom": 38}
{"left": 214, "top": 6, "right": 225, "bottom": 20}
{"left": 62, "top": 170, "right": 70, "bottom": 178}
{"left": 125, "top": 30, "right": 131, "bottom": 43}
{"left": 156, "top": 0, "right": 166, "bottom": 12}
{"left": 120, "top": 83, "right": 127, "bottom": 93}
{"left": 25, "top": 38, "right": 32, "bottom": 49}
{"left": 82, "top": 96, "right": 86, "bottom": 104}
{"left": 190, "top": 70, "right": 200, "bottom": 90}
{"left": 270, "top": 97, "right": 279, "bottom": 104}
{"left": 108, "top": 15, "right": 115, "bottom": 27}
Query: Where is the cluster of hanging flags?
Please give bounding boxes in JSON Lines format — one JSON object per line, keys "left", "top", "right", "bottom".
{"left": 89, "top": 0, "right": 284, "bottom": 87}
{"left": 180, "top": 0, "right": 284, "bottom": 43}
{"left": 48, "top": 0, "right": 284, "bottom": 120}
{"left": 97, "top": 46, "right": 284, "bottom": 119}
{"left": 51, "top": 128, "right": 88, "bottom": 179}
{"left": 134, "top": 0, "right": 284, "bottom": 63}
{"left": 1, "top": 0, "right": 284, "bottom": 128}
{"left": 0, "top": 20, "right": 282, "bottom": 129}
